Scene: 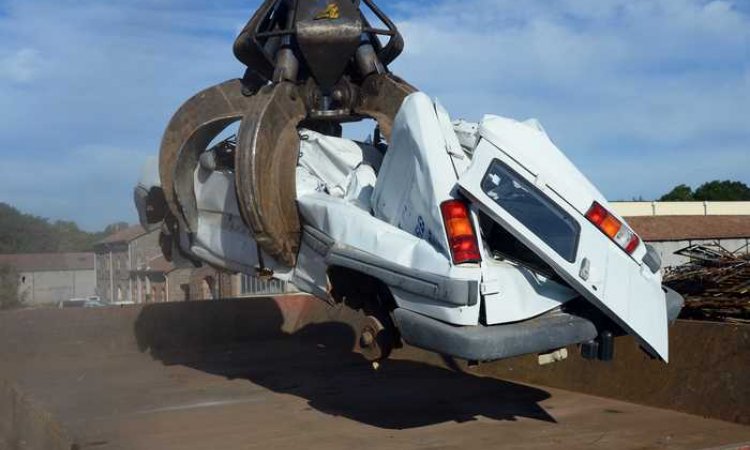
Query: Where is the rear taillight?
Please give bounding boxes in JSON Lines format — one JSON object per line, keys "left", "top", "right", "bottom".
{"left": 586, "top": 202, "right": 640, "bottom": 255}
{"left": 441, "top": 200, "right": 482, "bottom": 264}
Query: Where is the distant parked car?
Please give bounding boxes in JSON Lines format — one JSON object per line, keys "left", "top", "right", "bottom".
{"left": 59, "top": 296, "right": 106, "bottom": 309}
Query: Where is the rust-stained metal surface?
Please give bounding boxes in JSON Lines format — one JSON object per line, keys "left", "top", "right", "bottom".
{"left": 1, "top": 298, "right": 749, "bottom": 449}
{"left": 354, "top": 73, "right": 416, "bottom": 141}
{"left": 477, "top": 320, "right": 750, "bottom": 426}
{"left": 235, "top": 83, "right": 308, "bottom": 266}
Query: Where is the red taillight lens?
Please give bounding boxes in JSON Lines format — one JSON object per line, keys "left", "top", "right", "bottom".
{"left": 586, "top": 201, "right": 640, "bottom": 255}
{"left": 586, "top": 202, "right": 608, "bottom": 225}
{"left": 441, "top": 200, "right": 482, "bottom": 264}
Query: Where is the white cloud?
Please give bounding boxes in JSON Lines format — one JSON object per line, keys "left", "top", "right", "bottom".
{"left": 389, "top": 0, "right": 750, "bottom": 200}
{"left": 0, "top": 0, "right": 747, "bottom": 229}
{"left": 0, "top": 0, "right": 249, "bottom": 229}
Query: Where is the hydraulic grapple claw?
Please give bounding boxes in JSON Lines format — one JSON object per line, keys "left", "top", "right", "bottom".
{"left": 159, "top": 79, "right": 256, "bottom": 235}
{"left": 158, "top": 0, "right": 417, "bottom": 269}
{"left": 236, "top": 82, "right": 307, "bottom": 267}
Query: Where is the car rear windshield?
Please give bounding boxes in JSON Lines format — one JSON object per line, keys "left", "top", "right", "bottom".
{"left": 481, "top": 159, "right": 580, "bottom": 262}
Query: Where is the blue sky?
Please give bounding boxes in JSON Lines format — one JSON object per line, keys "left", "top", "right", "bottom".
{"left": 0, "top": 0, "right": 748, "bottom": 230}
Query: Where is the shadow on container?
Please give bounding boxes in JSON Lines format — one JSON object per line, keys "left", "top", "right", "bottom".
{"left": 134, "top": 297, "right": 555, "bottom": 430}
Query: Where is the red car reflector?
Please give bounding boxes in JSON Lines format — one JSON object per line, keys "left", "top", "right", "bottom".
{"left": 441, "top": 200, "right": 482, "bottom": 264}
{"left": 625, "top": 234, "right": 641, "bottom": 254}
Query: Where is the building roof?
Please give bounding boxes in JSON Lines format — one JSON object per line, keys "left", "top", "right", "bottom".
{"left": 626, "top": 215, "right": 750, "bottom": 242}
{"left": 96, "top": 225, "right": 146, "bottom": 246}
{"left": 0, "top": 253, "right": 95, "bottom": 272}
{"left": 138, "top": 255, "right": 175, "bottom": 274}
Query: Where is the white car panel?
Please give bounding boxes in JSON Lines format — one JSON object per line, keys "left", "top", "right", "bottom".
{"left": 459, "top": 137, "right": 669, "bottom": 361}
{"left": 478, "top": 117, "right": 649, "bottom": 262}
{"left": 481, "top": 260, "right": 578, "bottom": 325}
{"left": 434, "top": 100, "right": 472, "bottom": 177}
{"left": 479, "top": 115, "right": 607, "bottom": 217}
{"left": 192, "top": 167, "right": 268, "bottom": 275}
{"left": 372, "top": 93, "right": 460, "bottom": 258}
{"left": 298, "top": 193, "right": 453, "bottom": 274}
{"left": 297, "top": 193, "right": 482, "bottom": 325}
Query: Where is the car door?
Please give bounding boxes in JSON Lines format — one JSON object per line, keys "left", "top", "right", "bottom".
{"left": 458, "top": 117, "right": 669, "bottom": 361}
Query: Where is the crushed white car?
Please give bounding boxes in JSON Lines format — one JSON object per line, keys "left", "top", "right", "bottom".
{"left": 135, "top": 92, "right": 683, "bottom": 363}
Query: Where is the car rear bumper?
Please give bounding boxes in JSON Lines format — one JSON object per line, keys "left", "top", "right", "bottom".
{"left": 664, "top": 286, "right": 685, "bottom": 324}
{"left": 393, "top": 287, "right": 684, "bottom": 362}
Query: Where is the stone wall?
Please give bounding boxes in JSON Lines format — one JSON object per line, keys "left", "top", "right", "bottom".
{"left": 167, "top": 268, "right": 193, "bottom": 302}
{"left": 17, "top": 269, "right": 96, "bottom": 306}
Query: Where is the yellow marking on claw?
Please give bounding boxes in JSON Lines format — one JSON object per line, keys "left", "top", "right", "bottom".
{"left": 314, "top": 3, "right": 340, "bottom": 20}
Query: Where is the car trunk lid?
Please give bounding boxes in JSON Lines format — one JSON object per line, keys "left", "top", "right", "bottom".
{"left": 458, "top": 117, "right": 669, "bottom": 361}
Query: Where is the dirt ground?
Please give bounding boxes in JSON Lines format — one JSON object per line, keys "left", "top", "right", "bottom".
{"left": 1, "top": 304, "right": 749, "bottom": 450}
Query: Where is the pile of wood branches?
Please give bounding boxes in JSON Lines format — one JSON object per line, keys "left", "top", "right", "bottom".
{"left": 664, "top": 243, "right": 750, "bottom": 323}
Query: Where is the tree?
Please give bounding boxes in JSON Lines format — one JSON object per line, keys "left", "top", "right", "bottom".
{"left": 693, "top": 180, "right": 750, "bottom": 201}
{"left": 660, "top": 184, "right": 694, "bottom": 201}
{"left": 659, "top": 180, "right": 750, "bottom": 202}
{"left": 0, "top": 264, "right": 22, "bottom": 310}
{"left": 0, "top": 203, "right": 119, "bottom": 254}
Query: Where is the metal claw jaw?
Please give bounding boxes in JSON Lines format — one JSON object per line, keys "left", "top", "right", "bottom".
{"left": 158, "top": 0, "right": 416, "bottom": 269}
{"left": 157, "top": 79, "right": 254, "bottom": 263}
{"left": 235, "top": 82, "right": 307, "bottom": 267}
{"left": 235, "top": 74, "right": 415, "bottom": 267}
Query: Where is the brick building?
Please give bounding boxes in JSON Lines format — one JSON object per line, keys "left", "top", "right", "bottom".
{"left": 94, "top": 226, "right": 150, "bottom": 303}
{"left": 612, "top": 201, "right": 750, "bottom": 268}
{"left": 94, "top": 225, "right": 291, "bottom": 303}
{"left": 94, "top": 226, "right": 195, "bottom": 303}
{"left": 626, "top": 215, "right": 750, "bottom": 268}
{"left": 130, "top": 254, "right": 193, "bottom": 303}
